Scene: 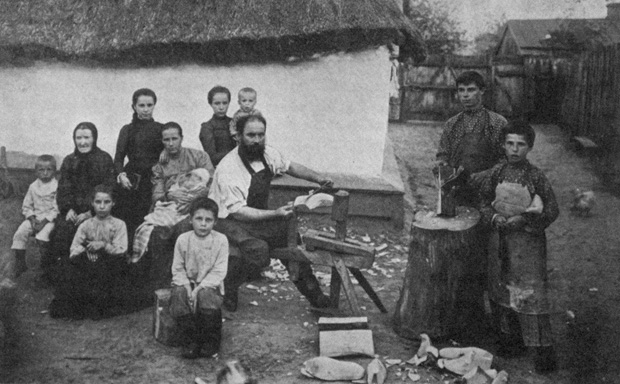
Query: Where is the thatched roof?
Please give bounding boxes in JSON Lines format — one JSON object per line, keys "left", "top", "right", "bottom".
{"left": 0, "top": 0, "right": 424, "bottom": 65}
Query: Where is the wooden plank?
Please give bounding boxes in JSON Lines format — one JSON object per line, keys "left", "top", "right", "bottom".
{"left": 319, "top": 329, "right": 374, "bottom": 357}
{"left": 349, "top": 268, "right": 387, "bottom": 314}
{"left": 269, "top": 246, "right": 374, "bottom": 269}
{"left": 303, "top": 230, "right": 375, "bottom": 257}
{"left": 153, "top": 289, "right": 182, "bottom": 347}
{"left": 333, "top": 257, "right": 361, "bottom": 315}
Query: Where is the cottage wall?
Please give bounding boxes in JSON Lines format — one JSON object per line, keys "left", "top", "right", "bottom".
{"left": 0, "top": 47, "right": 391, "bottom": 177}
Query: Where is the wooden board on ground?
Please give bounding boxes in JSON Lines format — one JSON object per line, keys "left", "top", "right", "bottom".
{"left": 319, "top": 317, "right": 374, "bottom": 357}
{"left": 153, "top": 288, "right": 182, "bottom": 347}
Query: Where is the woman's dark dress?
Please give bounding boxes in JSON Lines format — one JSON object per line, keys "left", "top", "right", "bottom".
{"left": 113, "top": 118, "right": 164, "bottom": 235}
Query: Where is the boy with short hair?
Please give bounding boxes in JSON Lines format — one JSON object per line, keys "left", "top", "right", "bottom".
{"left": 170, "top": 197, "right": 228, "bottom": 359}
{"left": 51, "top": 184, "right": 128, "bottom": 319}
{"left": 229, "top": 87, "right": 263, "bottom": 142}
{"left": 199, "top": 86, "right": 236, "bottom": 166}
{"left": 479, "top": 120, "right": 559, "bottom": 373}
{"left": 436, "top": 70, "right": 507, "bottom": 207}
{"left": 11, "top": 154, "right": 59, "bottom": 278}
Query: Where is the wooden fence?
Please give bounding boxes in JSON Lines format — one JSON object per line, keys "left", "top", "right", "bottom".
{"left": 561, "top": 44, "right": 620, "bottom": 145}
{"left": 396, "top": 54, "right": 572, "bottom": 123}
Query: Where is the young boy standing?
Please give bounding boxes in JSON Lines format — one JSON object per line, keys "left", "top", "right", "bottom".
{"left": 51, "top": 184, "right": 128, "bottom": 319}
{"left": 228, "top": 87, "right": 263, "bottom": 141}
{"left": 170, "top": 197, "right": 228, "bottom": 359}
{"left": 199, "top": 86, "right": 236, "bottom": 166}
{"left": 479, "top": 121, "right": 560, "bottom": 373}
{"left": 11, "top": 154, "right": 59, "bottom": 278}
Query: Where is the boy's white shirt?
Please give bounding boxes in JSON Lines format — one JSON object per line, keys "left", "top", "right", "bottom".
{"left": 171, "top": 230, "right": 229, "bottom": 294}
{"left": 22, "top": 178, "right": 59, "bottom": 221}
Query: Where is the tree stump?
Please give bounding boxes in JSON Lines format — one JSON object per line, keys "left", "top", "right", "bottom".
{"left": 393, "top": 207, "right": 483, "bottom": 340}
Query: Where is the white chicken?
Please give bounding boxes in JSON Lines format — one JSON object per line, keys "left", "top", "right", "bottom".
{"left": 570, "top": 188, "right": 595, "bottom": 216}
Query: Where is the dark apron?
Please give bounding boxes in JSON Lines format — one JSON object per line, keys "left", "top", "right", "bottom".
{"left": 488, "top": 182, "right": 550, "bottom": 315}
{"left": 239, "top": 153, "right": 274, "bottom": 209}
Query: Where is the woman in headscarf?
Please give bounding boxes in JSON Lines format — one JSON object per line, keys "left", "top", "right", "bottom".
{"left": 48, "top": 122, "right": 115, "bottom": 318}
{"left": 113, "top": 88, "right": 164, "bottom": 235}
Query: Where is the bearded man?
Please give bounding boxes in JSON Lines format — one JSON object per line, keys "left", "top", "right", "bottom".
{"left": 208, "top": 115, "right": 333, "bottom": 312}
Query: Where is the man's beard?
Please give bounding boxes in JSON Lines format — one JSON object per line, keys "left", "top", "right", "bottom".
{"left": 240, "top": 142, "right": 265, "bottom": 161}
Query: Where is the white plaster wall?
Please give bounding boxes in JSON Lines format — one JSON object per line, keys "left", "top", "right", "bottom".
{"left": 0, "top": 46, "right": 391, "bottom": 176}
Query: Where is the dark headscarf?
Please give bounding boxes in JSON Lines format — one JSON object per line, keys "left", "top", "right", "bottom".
{"left": 73, "top": 122, "right": 98, "bottom": 152}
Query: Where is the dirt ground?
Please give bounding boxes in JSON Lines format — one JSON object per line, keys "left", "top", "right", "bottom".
{"left": 1, "top": 121, "right": 620, "bottom": 383}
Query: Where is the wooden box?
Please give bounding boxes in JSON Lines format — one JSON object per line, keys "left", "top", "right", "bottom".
{"left": 318, "top": 317, "right": 374, "bottom": 357}
{"left": 153, "top": 288, "right": 182, "bottom": 347}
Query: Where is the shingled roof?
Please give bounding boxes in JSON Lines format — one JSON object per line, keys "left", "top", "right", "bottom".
{"left": 0, "top": 0, "right": 425, "bottom": 65}
{"left": 504, "top": 18, "right": 620, "bottom": 52}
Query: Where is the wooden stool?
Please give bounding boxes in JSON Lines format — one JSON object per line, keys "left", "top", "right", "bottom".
{"left": 153, "top": 288, "right": 182, "bottom": 346}
{"left": 272, "top": 190, "right": 386, "bottom": 315}
{"left": 392, "top": 207, "right": 482, "bottom": 339}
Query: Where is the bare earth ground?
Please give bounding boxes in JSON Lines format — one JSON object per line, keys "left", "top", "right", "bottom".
{"left": 1, "top": 122, "right": 619, "bottom": 383}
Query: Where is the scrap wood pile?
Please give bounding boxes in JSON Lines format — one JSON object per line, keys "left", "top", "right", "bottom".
{"left": 300, "top": 334, "right": 508, "bottom": 384}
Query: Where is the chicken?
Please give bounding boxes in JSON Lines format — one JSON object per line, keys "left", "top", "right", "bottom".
{"left": 570, "top": 188, "right": 595, "bottom": 216}
{"left": 213, "top": 360, "right": 257, "bottom": 384}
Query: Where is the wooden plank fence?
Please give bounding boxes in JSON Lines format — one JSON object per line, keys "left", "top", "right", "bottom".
{"left": 561, "top": 44, "right": 620, "bottom": 146}
{"left": 396, "top": 54, "right": 572, "bottom": 123}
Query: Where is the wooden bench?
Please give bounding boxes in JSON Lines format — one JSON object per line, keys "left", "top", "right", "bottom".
{"left": 269, "top": 190, "right": 386, "bottom": 316}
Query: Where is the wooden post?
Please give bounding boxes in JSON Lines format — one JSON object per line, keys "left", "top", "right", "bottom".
{"left": 0, "top": 147, "right": 7, "bottom": 170}
{"left": 331, "top": 190, "right": 349, "bottom": 241}
{"left": 393, "top": 207, "right": 483, "bottom": 339}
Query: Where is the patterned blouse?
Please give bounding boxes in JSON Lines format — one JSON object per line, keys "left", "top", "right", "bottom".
{"left": 437, "top": 107, "right": 507, "bottom": 167}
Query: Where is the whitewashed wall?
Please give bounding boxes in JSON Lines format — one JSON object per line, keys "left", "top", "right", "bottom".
{"left": 0, "top": 46, "right": 391, "bottom": 176}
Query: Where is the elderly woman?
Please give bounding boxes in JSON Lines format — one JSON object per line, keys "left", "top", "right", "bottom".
{"left": 113, "top": 88, "right": 164, "bottom": 235}
{"left": 48, "top": 122, "right": 116, "bottom": 318}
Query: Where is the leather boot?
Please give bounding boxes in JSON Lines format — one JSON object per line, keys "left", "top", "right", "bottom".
{"left": 223, "top": 257, "right": 246, "bottom": 312}
{"left": 176, "top": 314, "right": 198, "bottom": 356}
{"left": 199, "top": 309, "right": 222, "bottom": 358}
{"left": 535, "top": 346, "right": 557, "bottom": 373}
{"left": 291, "top": 266, "right": 331, "bottom": 308}
{"left": 14, "top": 249, "right": 28, "bottom": 278}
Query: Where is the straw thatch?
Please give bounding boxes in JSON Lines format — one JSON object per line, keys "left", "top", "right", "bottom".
{"left": 0, "top": 0, "right": 424, "bottom": 65}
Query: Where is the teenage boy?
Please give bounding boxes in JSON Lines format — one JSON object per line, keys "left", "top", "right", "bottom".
{"left": 11, "top": 154, "right": 59, "bottom": 278}
{"left": 436, "top": 71, "right": 507, "bottom": 206}
{"left": 199, "top": 86, "right": 236, "bottom": 166}
{"left": 479, "top": 121, "right": 559, "bottom": 373}
{"left": 169, "top": 197, "right": 228, "bottom": 359}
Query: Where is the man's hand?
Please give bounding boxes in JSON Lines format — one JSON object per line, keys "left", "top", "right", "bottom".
{"left": 275, "top": 202, "right": 294, "bottom": 218}
{"left": 505, "top": 215, "right": 526, "bottom": 231}
{"left": 66, "top": 209, "right": 78, "bottom": 223}
{"left": 86, "top": 251, "right": 99, "bottom": 262}
{"left": 493, "top": 215, "right": 507, "bottom": 229}
{"left": 118, "top": 172, "right": 133, "bottom": 190}
{"left": 317, "top": 176, "right": 333, "bottom": 189}
{"left": 190, "top": 286, "right": 202, "bottom": 313}
{"left": 87, "top": 241, "right": 106, "bottom": 252}
{"left": 75, "top": 211, "right": 92, "bottom": 226}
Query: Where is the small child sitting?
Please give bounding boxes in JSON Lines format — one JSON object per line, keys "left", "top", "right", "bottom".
{"left": 11, "top": 154, "right": 58, "bottom": 278}
{"left": 199, "top": 86, "right": 236, "bottom": 166}
{"left": 479, "top": 120, "right": 560, "bottom": 373}
{"left": 169, "top": 197, "right": 228, "bottom": 359}
{"left": 50, "top": 184, "right": 128, "bottom": 319}
{"left": 229, "top": 87, "right": 263, "bottom": 142}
